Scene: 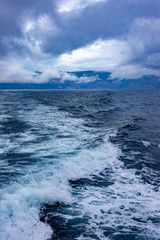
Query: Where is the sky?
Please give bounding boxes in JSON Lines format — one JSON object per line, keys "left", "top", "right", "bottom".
{"left": 0, "top": 0, "right": 160, "bottom": 84}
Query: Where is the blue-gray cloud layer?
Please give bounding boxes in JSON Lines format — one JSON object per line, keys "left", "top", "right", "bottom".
{"left": 0, "top": 0, "right": 160, "bottom": 81}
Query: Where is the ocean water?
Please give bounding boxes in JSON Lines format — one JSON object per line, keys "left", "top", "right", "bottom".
{"left": 0, "top": 90, "right": 160, "bottom": 240}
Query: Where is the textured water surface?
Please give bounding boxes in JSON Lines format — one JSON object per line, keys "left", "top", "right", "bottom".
{"left": 0, "top": 90, "right": 160, "bottom": 240}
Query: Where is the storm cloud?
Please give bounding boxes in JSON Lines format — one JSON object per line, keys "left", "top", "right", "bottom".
{"left": 0, "top": 0, "right": 160, "bottom": 83}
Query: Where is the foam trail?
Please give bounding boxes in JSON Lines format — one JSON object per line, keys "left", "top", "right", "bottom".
{"left": 0, "top": 93, "right": 160, "bottom": 240}
{"left": 0, "top": 103, "right": 120, "bottom": 240}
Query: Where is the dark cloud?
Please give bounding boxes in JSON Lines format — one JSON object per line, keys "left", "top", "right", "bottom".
{"left": 42, "top": 0, "right": 160, "bottom": 55}
{"left": 0, "top": 0, "right": 160, "bottom": 82}
{"left": 1, "top": 0, "right": 160, "bottom": 56}
{"left": 0, "top": 0, "right": 55, "bottom": 55}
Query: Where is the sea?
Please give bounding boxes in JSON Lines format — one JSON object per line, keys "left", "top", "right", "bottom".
{"left": 0, "top": 90, "right": 160, "bottom": 240}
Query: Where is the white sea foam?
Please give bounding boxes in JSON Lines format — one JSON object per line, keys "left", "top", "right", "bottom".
{"left": 0, "top": 104, "right": 120, "bottom": 240}
{"left": 142, "top": 140, "right": 151, "bottom": 147}
{"left": 0, "top": 102, "right": 160, "bottom": 240}
{"left": 76, "top": 167, "right": 160, "bottom": 239}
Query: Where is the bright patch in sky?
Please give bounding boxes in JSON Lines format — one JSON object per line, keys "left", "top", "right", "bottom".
{"left": 57, "top": 39, "right": 131, "bottom": 71}
{"left": 57, "top": 39, "right": 160, "bottom": 79}
{"left": 57, "top": 0, "right": 107, "bottom": 12}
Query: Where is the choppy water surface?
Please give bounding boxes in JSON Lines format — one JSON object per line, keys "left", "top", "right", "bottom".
{"left": 0, "top": 90, "right": 160, "bottom": 240}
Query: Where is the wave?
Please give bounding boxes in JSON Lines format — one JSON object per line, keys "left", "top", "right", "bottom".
{"left": 0, "top": 94, "right": 160, "bottom": 240}
{"left": 0, "top": 103, "right": 119, "bottom": 240}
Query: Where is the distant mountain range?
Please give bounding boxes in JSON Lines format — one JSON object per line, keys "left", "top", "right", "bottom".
{"left": 0, "top": 71, "right": 160, "bottom": 89}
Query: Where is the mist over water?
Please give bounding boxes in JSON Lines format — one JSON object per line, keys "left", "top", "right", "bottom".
{"left": 0, "top": 90, "right": 160, "bottom": 240}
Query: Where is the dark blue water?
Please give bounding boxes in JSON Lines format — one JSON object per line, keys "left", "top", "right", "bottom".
{"left": 0, "top": 90, "right": 160, "bottom": 240}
